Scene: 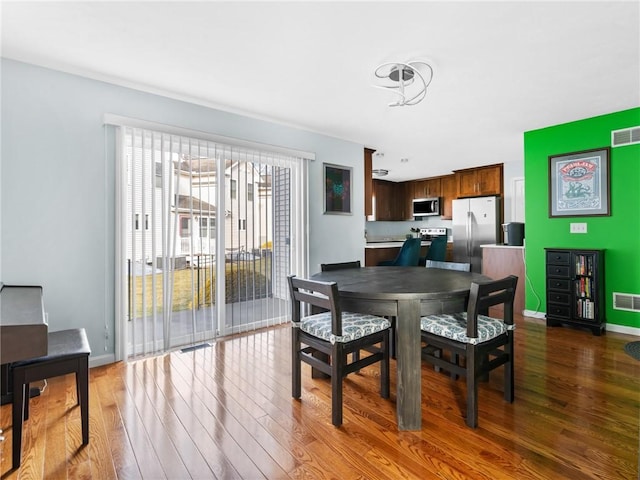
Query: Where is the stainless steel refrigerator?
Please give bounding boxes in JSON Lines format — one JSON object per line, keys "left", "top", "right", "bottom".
{"left": 452, "top": 196, "right": 500, "bottom": 273}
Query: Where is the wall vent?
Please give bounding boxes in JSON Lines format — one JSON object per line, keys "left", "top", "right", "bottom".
{"left": 613, "top": 292, "right": 640, "bottom": 312}
{"left": 611, "top": 126, "right": 640, "bottom": 147}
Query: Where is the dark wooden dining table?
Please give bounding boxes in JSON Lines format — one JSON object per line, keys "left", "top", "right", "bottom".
{"left": 311, "top": 266, "right": 490, "bottom": 430}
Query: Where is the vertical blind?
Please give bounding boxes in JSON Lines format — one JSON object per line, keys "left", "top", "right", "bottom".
{"left": 110, "top": 118, "right": 310, "bottom": 360}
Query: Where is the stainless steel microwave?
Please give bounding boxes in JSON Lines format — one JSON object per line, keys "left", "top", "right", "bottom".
{"left": 412, "top": 197, "right": 441, "bottom": 217}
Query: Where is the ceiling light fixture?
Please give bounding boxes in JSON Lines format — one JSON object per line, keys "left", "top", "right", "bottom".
{"left": 372, "top": 169, "right": 389, "bottom": 177}
{"left": 373, "top": 60, "right": 434, "bottom": 107}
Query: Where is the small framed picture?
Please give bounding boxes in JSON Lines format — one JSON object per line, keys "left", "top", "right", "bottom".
{"left": 323, "top": 163, "right": 352, "bottom": 215}
{"left": 548, "top": 147, "right": 611, "bottom": 217}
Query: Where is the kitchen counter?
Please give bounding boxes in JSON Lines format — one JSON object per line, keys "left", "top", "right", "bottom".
{"left": 366, "top": 240, "right": 431, "bottom": 249}
{"left": 365, "top": 239, "right": 453, "bottom": 266}
{"left": 480, "top": 244, "right": 524, "bottom": 249}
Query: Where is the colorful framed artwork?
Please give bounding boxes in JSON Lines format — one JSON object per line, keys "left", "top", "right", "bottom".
{"left": 548, "top": 147, "right": 611, "bottom": 217}
{"left": 323, "top": 163, "right": 352, "bottom": 215}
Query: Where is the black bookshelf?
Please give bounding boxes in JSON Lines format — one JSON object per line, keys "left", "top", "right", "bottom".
{"left": 545, "top": 248, "right": 605, "bottom": 336}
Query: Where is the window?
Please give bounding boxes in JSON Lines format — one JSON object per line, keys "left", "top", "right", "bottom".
{"left": 247, "top": 182, "right": 254, "bottom": 201}
{"left": 199, "top": 217, "right": 216, "bottom": 237}
{"left": 238, "top": 218, "right": 246, "bottom": 231}
{"left": 145, "top": 214, "right": 149, "bottom": 230}
{"left": 135, "top": 214, "right": 140, "bottom": 230}
{"left": 230, "top": 179, "right": 237, "bottom": 199}
{"left": 180, "top": 216, "right": 191, "bottom": 237}
{"left": 155, "top": 162, "right": 162, "bottom": 188}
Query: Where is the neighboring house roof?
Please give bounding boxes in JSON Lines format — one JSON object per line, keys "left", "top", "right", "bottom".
{"left": 176, "top": 158, "right": 233, "bottom": 174}
{"left": 174, "top": 155, "right": 264, "bottom": 176}
{"left": 175, "top": 194, "right": 216, "bottom": 215}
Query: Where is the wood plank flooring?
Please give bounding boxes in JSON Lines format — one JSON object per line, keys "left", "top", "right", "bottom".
{"left": 1, "top": 315, "right": 639, "bottom": 479}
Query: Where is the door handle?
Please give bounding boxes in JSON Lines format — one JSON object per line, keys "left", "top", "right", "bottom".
{"left": 466, "top": 211, "right": 472, "bottom": 257}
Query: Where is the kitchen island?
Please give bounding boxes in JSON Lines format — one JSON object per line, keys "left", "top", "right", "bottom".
{"left": 481, "top": 244, "right": 525, "bottom": 315}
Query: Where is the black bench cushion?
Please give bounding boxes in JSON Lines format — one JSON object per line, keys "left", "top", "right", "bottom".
{"left": 12, "top": 328, "right": 91, "bottom": 366}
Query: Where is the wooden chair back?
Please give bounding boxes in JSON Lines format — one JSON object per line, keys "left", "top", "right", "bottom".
{"left": 425, "top": 260, "right": 471, "bottom": 272}
{"left": 287, "top": 275, "right": 343, "bottom": 335}
{"left": 393, "top": 238, "right": 422, "bottom": 266}
{"left": 466, "top": 275, "right": 517, "bottom": 338}
{"left": 320, "top": 260, "right": 361, "bottom": 271}
{"left": 425, "top": 235, "right": 447, "bottom": 261}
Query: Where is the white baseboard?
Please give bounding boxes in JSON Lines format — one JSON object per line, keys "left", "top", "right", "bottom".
{"left": 606, "top": 323, "right": 640, "bottom": 337}
{"left": 522, "top": 310, "right": 640, "bottom": 337}
{"left": 89, "top": 353, "right": 116, "bottom": 368}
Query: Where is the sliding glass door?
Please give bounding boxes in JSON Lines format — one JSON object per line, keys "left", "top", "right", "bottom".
{"left": 116, "top": 126, "right": 307, "bottom": 360}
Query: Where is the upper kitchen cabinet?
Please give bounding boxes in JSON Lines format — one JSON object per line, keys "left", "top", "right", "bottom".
{"left": 414, "top": 178, "right": 441, "bottom": 198}
{"left": 364, "top": 148, "right": 408, "bottom": 221}
{"left": 454, "top": 163, "right": 503, "bottom": 198}
{"left": 372, "top": 179, "right": 406, "bottom": 221}
{"left": 397, "top": 181, "right": 412, "bottom": 220}
{"left": 440, "top": 174, "right": 456, "bottom": 219}
{"left": 364, "top": 148, "right": 375, "bottom": 218}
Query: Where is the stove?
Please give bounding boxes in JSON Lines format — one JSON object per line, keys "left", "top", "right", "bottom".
{"left": 419, "top": 227, "right": 447, "bottom": 240}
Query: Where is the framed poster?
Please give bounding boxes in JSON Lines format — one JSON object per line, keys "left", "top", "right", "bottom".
{"left": 548, "top": 147, "right": 611, "bottom": 217}
{"left": 323, "top": 163, "right": 352, "bottom": 215}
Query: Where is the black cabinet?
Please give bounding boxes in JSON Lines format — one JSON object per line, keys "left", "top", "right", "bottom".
{"left": 545, "top": 248, "right": 605, "bottom": 336}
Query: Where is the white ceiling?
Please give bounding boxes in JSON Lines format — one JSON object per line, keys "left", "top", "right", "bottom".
{"left": 2, "top": 1, "right": 639, "bottom": 181}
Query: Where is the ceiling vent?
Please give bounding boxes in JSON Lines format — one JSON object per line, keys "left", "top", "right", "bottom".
{"left": 611, "top": 126, "right": 640, "bottom": 147}
{"left": 613, "top": 292, "right": 640, "bottom": 312}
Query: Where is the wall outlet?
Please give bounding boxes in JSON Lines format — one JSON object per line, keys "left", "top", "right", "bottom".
{"left": 570, "top": 222, "right": 587, "bottom": 234}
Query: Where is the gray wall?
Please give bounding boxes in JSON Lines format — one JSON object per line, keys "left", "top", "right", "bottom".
{"left": 1, "top": 59, "right": 365, "bottom": 365}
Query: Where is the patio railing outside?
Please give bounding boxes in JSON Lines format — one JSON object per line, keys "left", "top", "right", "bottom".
{"left": 128, "top": 250, "right": 273, "bottom": 319}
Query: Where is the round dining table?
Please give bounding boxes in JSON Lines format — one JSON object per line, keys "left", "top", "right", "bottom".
{"left": 311, "top": 266, "right": 490, "bottom": 430}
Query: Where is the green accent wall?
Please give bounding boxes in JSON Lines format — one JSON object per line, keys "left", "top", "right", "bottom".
{"left": 524, "top": 107, "right": 640, "bottom": 329}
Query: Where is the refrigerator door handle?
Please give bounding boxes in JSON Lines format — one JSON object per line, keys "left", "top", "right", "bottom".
{"left": 466, "top": 211, "right": 472, "bottom": 257}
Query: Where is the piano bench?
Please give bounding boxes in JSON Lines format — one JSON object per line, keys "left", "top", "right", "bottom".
{"left": 10, "top": 328, "right": 91, "bottom": 471}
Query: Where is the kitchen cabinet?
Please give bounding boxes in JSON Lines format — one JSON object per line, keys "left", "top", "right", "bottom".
{"left": 398, "top": 181, "right": 412, "bottom": 220}
{"left": 405, "top": 181, "right": 415, "bottom": 220}
{"left": 440, "top": 174, "right": 456, "bottom": 219}
{"left": 365, "top": 244, "right": 431, "bottom": 266}
{"left": 545, "top": 248, "right": 605, "bottom": 336}
{"left": 414, "top": 178, "right": 441, "bottom": 198}
{"left": 365, "top": 148, "right": 408, "bottom": 221}
{"left": 365, "top": 246, "right": 401, "bottom": 266}
{"left": 454, "top": 164, "right": 503, "bottom": 198}
{"left": 372, "top": 179, "right": 406, "bottom": 221}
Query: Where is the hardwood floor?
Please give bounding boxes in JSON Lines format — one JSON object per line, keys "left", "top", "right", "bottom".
{"left": 1, "top": 315, "right": 639, "bottom": 479}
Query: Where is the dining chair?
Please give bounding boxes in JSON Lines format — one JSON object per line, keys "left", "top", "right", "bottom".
{"left": 419, "top": 275, "right": 518, "bottom": 428}
{"left": 425, "top": 260, "right": 471, "bottom": 272}
{"left": 423, "top": 259, "right": 471, "bottom": 373}
{"left": 320, "top": 260, "right": 363, "bottom": 362}
{"left": 425, "top": 235, "right": 448, "bottom": 262}
{"left": 378, "top": 237, "right": 421, "bottom": 266}
{"left": 320, "top": 260, "right": 361, "bottom": 271}
{"left": 287, "top": 275, "right": 391, "bottom": 427}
